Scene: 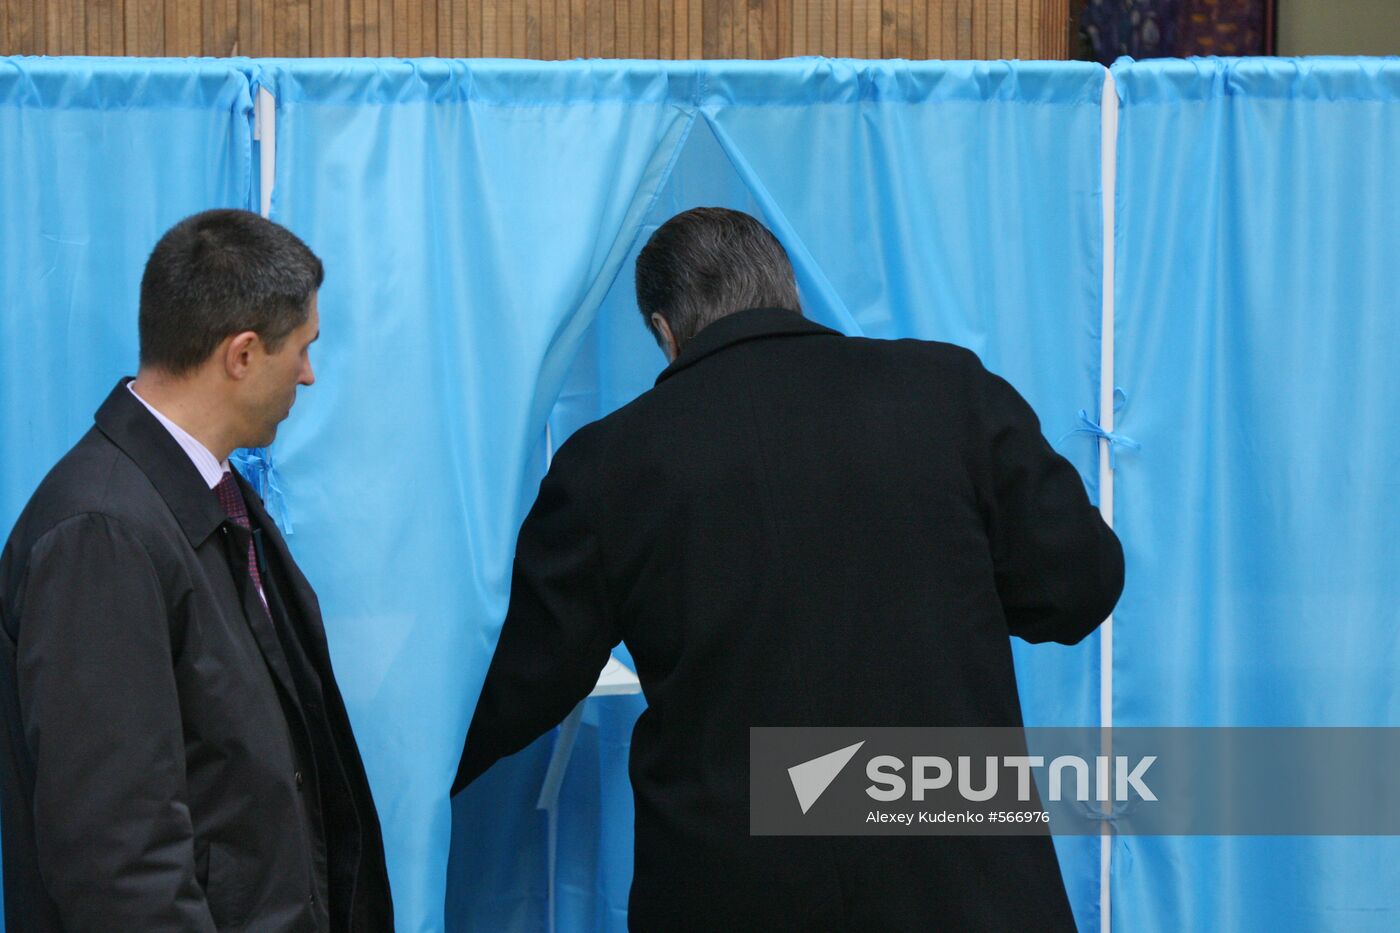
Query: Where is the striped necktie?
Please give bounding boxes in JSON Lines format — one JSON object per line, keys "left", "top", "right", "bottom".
{"left": 214, "top": 471, "right": 268, "bottom": 610}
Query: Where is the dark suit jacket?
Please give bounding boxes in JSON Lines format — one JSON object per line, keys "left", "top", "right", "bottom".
{"left": 0, "top": 380, "right": 393, "bottom": 932}
{"left": 454, "top": 308, "right": 1124, "bottom": 931}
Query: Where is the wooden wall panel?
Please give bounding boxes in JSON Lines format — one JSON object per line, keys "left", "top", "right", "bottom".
{"left": 0, "top": 0, "right": 1072, "bottom": 59}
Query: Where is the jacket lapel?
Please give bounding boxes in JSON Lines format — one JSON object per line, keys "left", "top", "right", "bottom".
{"left": 224, "top": 518, "right": 303, "bottom": 708}
{"left": 93, "top": 378, "right": 225, "bottom": 547}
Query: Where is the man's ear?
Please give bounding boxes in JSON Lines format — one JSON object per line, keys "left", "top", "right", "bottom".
{"left": 222, "top": 331, "right": 260, "bottom": 379}
{"left": 650, "top": 313, "right": 678, "bottom": 363}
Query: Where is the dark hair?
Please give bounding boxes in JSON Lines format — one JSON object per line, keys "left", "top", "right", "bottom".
{"left": 138, "top": 209, "right": 323, "bottom": 375}
{"left": 635, "top": 207, "right": 801, "bottom": 349}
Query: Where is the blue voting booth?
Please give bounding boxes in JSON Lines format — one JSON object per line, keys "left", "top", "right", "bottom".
{"left": 1, "top": 55, "right": 1398, "bottom": 931}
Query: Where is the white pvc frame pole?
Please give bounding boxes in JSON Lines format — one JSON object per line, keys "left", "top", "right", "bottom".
{"left": 1098, "top": 70, "right": 1119, "bottom": 933}
{"left": 254, "top": 87, "right": 276, "bottom": 219}
{"left": 537, "top": 703, "right": 585, "bottom": 933}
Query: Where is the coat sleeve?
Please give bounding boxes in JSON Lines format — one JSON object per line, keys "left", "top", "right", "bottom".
{"left": 967, "top": 352, "right": 1126, "bottom": 645}
{"left": 452, "top": 444, "right": 619, "bottom": 794}
{"left": 15, "top": 513, "right": 217, "bottom": 932}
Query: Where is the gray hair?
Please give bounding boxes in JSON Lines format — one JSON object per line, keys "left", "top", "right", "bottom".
{"left": 635, "top": 208, "right": 801, "bottom": 349}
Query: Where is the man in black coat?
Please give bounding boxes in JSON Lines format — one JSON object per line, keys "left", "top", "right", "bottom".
{"left": 454, "top": 208, "right": 1124, "bottom": 930}
{"left": 0, "top": 209, "right": 393, "bottom": 931}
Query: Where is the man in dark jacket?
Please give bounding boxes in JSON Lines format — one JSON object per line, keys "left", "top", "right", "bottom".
{"left": 0, "top": 209, "right": 393, "bottom": 931}
{"left": 454, "top": 208, "right": 1123, "bottom": 930}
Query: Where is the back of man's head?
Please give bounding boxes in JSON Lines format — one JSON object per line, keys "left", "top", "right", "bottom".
{"left": 636, "top": 208, "right": 801, "bottom": 352}
{"left": 139, "top": 208, "right": 323, "bottom": 376}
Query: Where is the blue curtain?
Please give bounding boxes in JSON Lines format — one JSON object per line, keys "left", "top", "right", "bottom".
{"left": 1111, "top": 56, "right": 1400, "bottom": 931}
{"left": 0, "top": 60, "right": 254, "bottom": 926}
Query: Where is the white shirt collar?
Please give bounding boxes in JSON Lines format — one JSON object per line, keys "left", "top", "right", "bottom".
{"left": 126, "top": 381, "right": 230, "bottom": 490}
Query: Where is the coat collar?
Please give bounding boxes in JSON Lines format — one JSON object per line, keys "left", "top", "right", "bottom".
{"left": 94, "top": 377, "right": 229, "bottom": 547}
{"left": 654, "top": 307, "right": 840, "bottom": 386}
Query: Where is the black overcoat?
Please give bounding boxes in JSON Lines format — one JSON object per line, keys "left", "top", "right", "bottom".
{"left": 0, "top": 381, "right": 393, "bottom": 932}
{"left": 457, "top": 308, "right": 1124, "bottom": 931}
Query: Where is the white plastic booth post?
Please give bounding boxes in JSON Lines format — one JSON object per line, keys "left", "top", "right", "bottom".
{"left": 1097, "top": 70, "right": 1119, "bottom": 933}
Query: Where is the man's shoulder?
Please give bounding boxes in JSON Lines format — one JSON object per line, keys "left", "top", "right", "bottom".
{"left": 844, "top": 332, "right": 982, "bottom": 368}
{"left": 5, "top": 428, "right": 171, "bottom": 557}
{"left": 835, "top": 334, "right": 996, "bottom": 398}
